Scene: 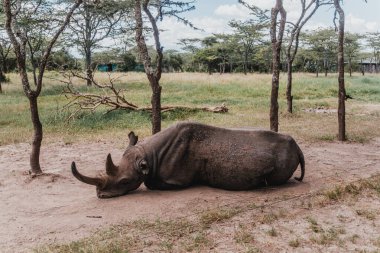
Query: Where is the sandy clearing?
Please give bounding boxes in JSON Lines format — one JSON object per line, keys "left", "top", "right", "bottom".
{"left": 0, "top": 138, "right": 379, "bottom": 252}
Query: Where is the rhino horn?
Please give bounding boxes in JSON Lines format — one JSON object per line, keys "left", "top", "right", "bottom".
{"left": 106, "top": 153, "right": 117, "bottom": 176}
{"left": 71, "top": 162, "right": 104, "bottom": 186}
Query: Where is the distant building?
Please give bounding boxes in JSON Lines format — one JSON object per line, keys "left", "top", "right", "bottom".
{"left": 97, "top": 61, "right": 123, "bottom": 72}
{"left": 97, "top": 61, "right": 144, "bottom": 72}
{"left": 358, "top": 59, "right": 379, "bottom": 73}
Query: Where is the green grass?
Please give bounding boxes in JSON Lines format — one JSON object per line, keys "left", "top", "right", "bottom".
{"left": 1, "top": 72, "right": 380, "bottom": 145}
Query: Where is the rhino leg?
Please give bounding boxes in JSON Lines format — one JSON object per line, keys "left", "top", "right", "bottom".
{"left": 265, "top": 157, "right": 302, "bottom": 185}
{"left": 266, "top": 156, "right": 299, "bottom": 185}
{"left": 265, "top": 168, "right": 296, "bottom": 186}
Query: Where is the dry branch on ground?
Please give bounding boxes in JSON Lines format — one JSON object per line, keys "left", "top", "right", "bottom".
{"left": 60, "top": 70, "right": 228, "bottom": 120}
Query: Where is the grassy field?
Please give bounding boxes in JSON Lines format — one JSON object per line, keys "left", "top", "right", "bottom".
{"left": 0, "top": 71, "right": 379, "bottom": 145}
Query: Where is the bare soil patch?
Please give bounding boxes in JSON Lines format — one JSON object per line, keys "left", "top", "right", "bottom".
{"left": 0, "top": 138, "right": 379, "bottom": 252}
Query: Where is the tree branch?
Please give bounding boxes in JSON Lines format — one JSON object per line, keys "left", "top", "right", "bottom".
{"left": 60, "top": 70, "right": 228, "bottom": 120}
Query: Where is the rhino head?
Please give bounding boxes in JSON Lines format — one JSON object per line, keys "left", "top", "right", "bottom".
{"left": 71, "top": 132, "right": 149, "bottom": 198}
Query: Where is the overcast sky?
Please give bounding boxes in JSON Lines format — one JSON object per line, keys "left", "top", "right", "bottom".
{"left": 157, "top": 0, "right": 380, "bottom": 50}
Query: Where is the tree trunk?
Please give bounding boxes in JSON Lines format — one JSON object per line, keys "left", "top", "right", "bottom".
{"left": 3, "top": 0, "right": 82, "bottom": 175}
{"left": 361, "top": 59, "right": 365, "bottom": 76}
{"left": 335, "top": 0, "right": 346, "bottom": 141}
{"left": 323, "top": 54, "right": 328, "bottom": 76}
{"left": 270, "top": 0, "right": 286, "bottom": 132}
{"left": 150, "top": 80, "right": 162, "bottom": 134}
{"left": 0, "top": 68, "right": 5, "bottom": 93}
{"left": 349, "top": 58, "right": 352, "bottom": 77}
{"left": 135, "top": 0, "right": 163, "bottom": 134}
{"left": 85, "top": 50, "right": 92, "bottom": 86}
{"left": 0, "top": 69, "right": 6, "bottom": 82}
{"left": 284, "top": 0, "right": 320, "bottom": 114}
{"left": 286, "top": 60, "right": 293, "bottom": 113}
{"left": 243, "top": 51, "right": 248, "bottom": 75}
{"left": 0, "top": 70, "right": 3, "bottom": 93}
{"left": 29, "top": 96, "right": 43, "bottom": 174}
{"left": 270, "top": 60, "right": 279, "bottom": 130}
{"left": 84, "top": 6, "right": 92, "bottom": 86}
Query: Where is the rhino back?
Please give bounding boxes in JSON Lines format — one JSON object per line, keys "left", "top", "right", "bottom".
{"left": 142, "top": 122, "right": 299, "bottom": 190}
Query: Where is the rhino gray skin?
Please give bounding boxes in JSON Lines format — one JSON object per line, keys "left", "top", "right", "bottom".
{"left": 72, "top": 122, "right": 305, "bottom": 198}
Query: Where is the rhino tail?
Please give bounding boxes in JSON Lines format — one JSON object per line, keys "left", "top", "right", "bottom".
{"left": 294, "top": 144, "right": 305, "bottom": 182}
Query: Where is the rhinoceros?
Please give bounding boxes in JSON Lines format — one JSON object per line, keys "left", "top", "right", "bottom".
{"left": 72, "top": 122, "right": 305, "bottom": 198}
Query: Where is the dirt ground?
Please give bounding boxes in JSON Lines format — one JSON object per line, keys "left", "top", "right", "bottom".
{"left": 0, "top": 137, "right": 379, "bottom": 252}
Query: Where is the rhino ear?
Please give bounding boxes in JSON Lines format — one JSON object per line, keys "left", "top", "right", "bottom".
{"left": 137, "top": 159, "right": 149, "bottom": 175}
{"left": 128, "top": 131, "right": 138, "bottom": 147}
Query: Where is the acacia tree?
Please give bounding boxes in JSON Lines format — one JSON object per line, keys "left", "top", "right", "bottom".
{"left": 134, "top": 0, "right": 194, "bottom": 134}
{"left": 270, "top": 0, "right": 286, "bottom": 132}
{"left": 302, "top": 28, "right": 337, "bottom": 77}
{"left": 229, "top": 20, "right": 267, "bottom": 75}
{"left": 66, "top": 1, "right": 127, "bottom": 86}
{"left": 193, "top": 36, "right": 220, "bottom": 74}
{"left": 344, "top": 32, "right": 361, "bottom": 77}
{"left": 134, "top": 0, "right": 162, "bottom": 134}
{"left": 333, "top": 0, "right": 346, "bottom": 141}
{"left": 212, "top": 34, "right": 233, "bottom": 74}
{"left": 239, "top": 0, "right": 285, "bottom": 131}
{"left": 285, "top": 0, "right": 326, "bottom": 113}
{"left": 365, "top": 32, "right": 380, "bottom": 73}
{"left": 3, "top": 0, "right": 82, "bottom": 174}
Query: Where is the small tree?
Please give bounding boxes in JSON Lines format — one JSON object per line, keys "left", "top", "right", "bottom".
{"left": 163, "top": 50, "right": 184, "bottom": 72}
{"left": 229, "top": 19, "right": 267, "bottom": 75}
{"left": 134, "top": 0, "right": 194, "bottom": 134}
{"left": 47, "top": 49, "right": 78, "bottom": 70}
{"left": 66, "top": 0, "right": 128, "bottom": 86}
{"left": 270, "top": 0, "right": 286, "bottom": 132}
{"left": 178, "top": 38, "right": 202, "bottom": 71}
{"left": 365, "top": 32, "right": 380, "bottom": 73}
{"left": 285, "top": 0, "right": 326, "bottom": 113}
{"left": 134, "top": 0, "right": 163, "bottom": 134}
{"left": 344, "top": 32, "right": 361, "bottom": 77}
{"left": 191, "top": 36, "right": 223, "bottom": 74}
{"left": 303, "top": 28, "right": 337, "bottom": 77}
{"left": 333, "top": 0, "right": 346, "bottom": 141}
{"left": 3, "top": 0, "right": 82, "bottom": 174}
{"left": 194, "top": 46, "right": 220, "bottom": 74}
